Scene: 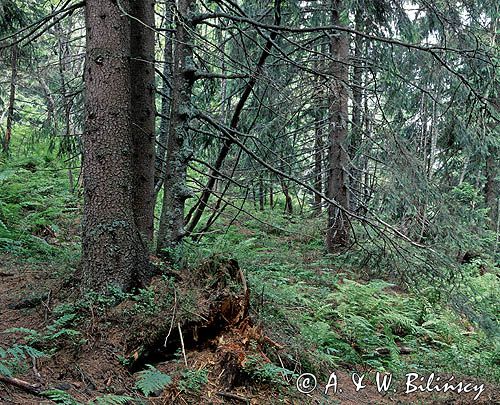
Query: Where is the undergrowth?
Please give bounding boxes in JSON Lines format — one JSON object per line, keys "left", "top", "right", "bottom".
{"left": 0, "top": 154, "right": 498, "bottom": 399}
{"left": 186, "top": 208, "right": 500, "bottom": 384}
{"left": 0, "top": 153, "right": 79, "bottom": 264}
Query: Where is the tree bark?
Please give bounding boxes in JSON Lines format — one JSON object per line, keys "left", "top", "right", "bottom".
{"left": 82, "top": 0, "right": 150, "bottom": 292}
{"left": 3, "top": 42, "right": 18, "bottom": 154}
{"left": 130, "top": 0, "right": 156, "bottom": 242}
{"left": 280, "top": 177, "right": 293, "bottom": 215}
{"left": 157, "top": 0, "right": 196, "bottom": 256}
{"left": 325, "top": 0, "right": 350, "bottom": 252}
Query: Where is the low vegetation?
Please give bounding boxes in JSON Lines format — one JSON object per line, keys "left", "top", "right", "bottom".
{"left": 0, "top": 155, "right": 498, "bottom": 403}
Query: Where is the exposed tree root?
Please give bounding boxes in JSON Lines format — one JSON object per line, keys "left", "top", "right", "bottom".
{"left": 104, "top": 256, "right": 279, "bottom": 390}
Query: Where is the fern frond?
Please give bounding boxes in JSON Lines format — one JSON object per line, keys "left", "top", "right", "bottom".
{"left": 134, "top": 364, "right": 171, "bottom": 397}
{"left": 91, "top": 394, "right": 134, "bottom": 405}
{"left": 41, "top": 389, "right": 81, "bottom": 405}
{"left": 0, "top": 344, "right": 45, "bottom": 377}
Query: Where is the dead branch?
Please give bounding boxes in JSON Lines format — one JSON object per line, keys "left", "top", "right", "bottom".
{"left": 0, "top": 375, "right": 42, "bottom": 396}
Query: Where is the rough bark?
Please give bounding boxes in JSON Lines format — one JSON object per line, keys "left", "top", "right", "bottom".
{"left": 157, "top": 0, "right": 196, "bottom": 256}
{"left": 326, "top": 0, "right": 350, "bottom": 252}
{"left": 130, "top": 0, "right": 156, "bottom": 242}
{"left": 3, "top": 42, "right": 17, "bottom": 154}
{"left": 485, "top": 89, "right": 499, "bottom": 232}
{"left": 269, "top": 173, "right": 274, "bottom": 209}
{"left": 82, "top": 0, "right": 150, "bottom": 292}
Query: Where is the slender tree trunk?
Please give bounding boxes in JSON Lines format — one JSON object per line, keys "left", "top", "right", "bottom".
{"left": 485, "top": 145, "right": 498, "bottom": 231}
{"left": 362, "top": 85, "right": 372, "bottom": 210}
{"left": 458, "top": 156, "right": 469, "bottom": 185}
{"left": 259, "top": 174, "right": 265, "bottom": 211}
{"left": 82, "top": 0, "right": 150, "bottom": 292}
{"left": 350, "top": 10, "right": 363, "bottom": 211}
{"left": 130, "top": 0, "right": 156, "bottom": 242}
{"left": 3, "top": 43, "right": 18, "bottom": 154}
{"left": 55, "top": 21, "right": 76, "bottom": 191}
{"left": 157, "top": 0, "right": 196, "bottom": 256}
{"left": 154, "top": 0, "right": 174, "bottom": 195}
{"left": 38, "top": 77, "right": 57, "bottom": 134}
{"left": 326, "top": 0, "right": 350, "bottom": 253}
{"left": 280, "top": 177, "right": 293, "bottom": 215}
{"left": 313, "top": 110, "right": 323, "bottom": 215}
{"left": 428, "top": 100, "right": 438, "bottom": 180}
{"left": 185, "top": 0, "right": 281, "bottom": 234}
{"left": 269, "top": 173, "right": 274, "bottom": 209}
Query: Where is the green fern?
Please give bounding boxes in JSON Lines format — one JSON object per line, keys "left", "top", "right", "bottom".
{"left": 90, "top": 394, "right": 135, "bottom": 404}
{"left": 134, "top": 364, "right": 171, "bottom": 397}
{"left": 179, "top": 369, "right": 209, "bottom": 394}
{"left": 5, "top": 312, "right": 81, "bottom": 345}
{"left": 0, "top": 344, "right": 45, "bottom": 377}
{"left": 41, "top": 389, "right": 81, "bottom": 405}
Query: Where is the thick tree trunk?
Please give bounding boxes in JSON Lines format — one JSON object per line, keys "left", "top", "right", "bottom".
{"left": 82, "top": 0, "right": 150, "bottom": 292}
{"left": 130, "top": 0, "right": 156, "bottom": 242}
{"left": 3, "top": 43, "right": 17, "bottom": 154}
{"left": 326, "top": 0, "right": 350, "bottom": 252}
{"left": 157, "top": 0, "right": 196, "bottom": 256}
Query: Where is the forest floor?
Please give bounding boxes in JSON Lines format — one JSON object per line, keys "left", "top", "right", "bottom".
{"left": 0, "top": 238, "right": 498, "bottom": 404}
{"left": 0, "top": 157, "right": 499, "bottom": 404}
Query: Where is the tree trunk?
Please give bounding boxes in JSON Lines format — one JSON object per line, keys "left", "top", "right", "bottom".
{"left": 485, "top": 147, "right": 498, "bottom": 232}
{"left": 350, "top": 10, "right": 363, "bottom": 211}
{"left": 55, "top": 21, "right": 76, "bottom": 191}
{"left": 269, "top": 173, "right": 274, "bottom": 209}
{"left": 130, "top": 0, "right": 156, "bottom": 242}
{"left": 280, "top": 177, "right": 293, "bottom": 215}
{"left": 3, "top": 43, "right": 18, "bottom": 154}
{"left": 184, "top": 0, "right": 281, "bottom": 234}
{"left": 157, "top": 0, "right": 196, "bottom": 256}
{"left": 313, "top": 110, "right": 323, "bottom": 215}
{"left": 154, "top": 0, "right": 175, "bottom": 195}
{"left": 82, "top": 0, "right": 150, "bottom": 292}
{"left": 325, "top": 0, "right": 350, "bottom": 253}
{"left": 258, "top": 174, "right": 265, "bottom": 211}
